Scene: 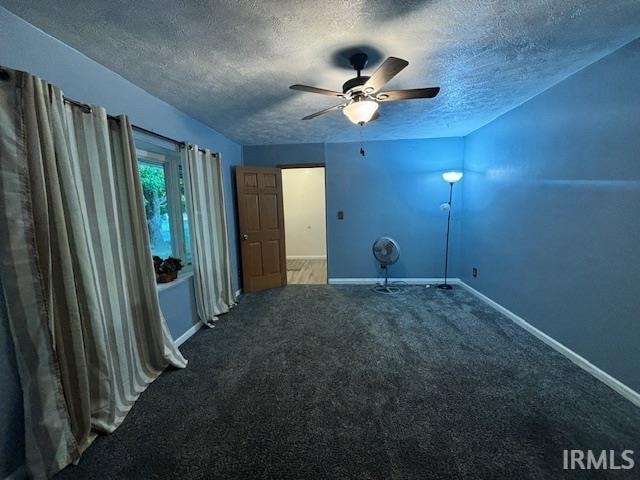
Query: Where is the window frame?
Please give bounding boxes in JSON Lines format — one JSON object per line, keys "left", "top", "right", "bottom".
{"left": 136, "top": 148, "right": 190, "bottom": 264}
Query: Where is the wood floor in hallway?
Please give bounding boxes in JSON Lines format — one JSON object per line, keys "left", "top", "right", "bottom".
{"left": 286, "top": 258, "right": 327, "bottom": 284}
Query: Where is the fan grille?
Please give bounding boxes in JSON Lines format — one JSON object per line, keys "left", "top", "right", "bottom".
{"left": 372, "top": 237, "right": 400, "bottom": 266}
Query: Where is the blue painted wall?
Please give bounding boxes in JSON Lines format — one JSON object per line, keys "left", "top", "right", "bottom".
{"left": 461, "top": 38, "right": 640, "bottom": 392}
{"left": 158, "top": 277, "right": 200, "bottom": 340}
{"left": 245, "top": 138, "right": 465, "bottom": 279}
{"left": 0, "top": 7, "right": 242, "bottom": 476}
{"left": 244, "top": 143, "right": 325, "bottom": 166}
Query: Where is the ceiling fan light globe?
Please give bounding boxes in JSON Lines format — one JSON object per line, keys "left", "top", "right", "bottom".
{"left": 343, "top": 100, "right": 379, "bottom": 125}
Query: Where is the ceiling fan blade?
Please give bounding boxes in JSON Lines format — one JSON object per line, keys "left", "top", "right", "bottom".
{"left": 363, "top": 57, "right": 409, "bottom": 93}
{"left": 290, "top": 84, "right": 344, "bottom": 97}
{"left": 377, "top": 87, "right": 440, "bottom": 101}
{"left": 302, "top": 103, "right": 346, "bottom": 120}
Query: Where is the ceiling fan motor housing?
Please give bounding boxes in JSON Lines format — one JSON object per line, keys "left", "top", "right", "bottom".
{"left": 342, "top": 76, "right": 370, "bottom": 95}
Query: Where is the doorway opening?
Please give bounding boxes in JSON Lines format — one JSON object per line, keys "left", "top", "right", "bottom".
{"left": 281, "top": 165, "right": 327, "bottom": 284}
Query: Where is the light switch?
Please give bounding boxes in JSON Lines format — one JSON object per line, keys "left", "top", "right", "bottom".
{"left": 337, "top": 211, "right": 344, "bottom": 220}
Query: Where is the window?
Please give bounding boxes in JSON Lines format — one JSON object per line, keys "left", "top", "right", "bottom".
{"left": 136, "top": 146, "right": 192, "bottom": 264}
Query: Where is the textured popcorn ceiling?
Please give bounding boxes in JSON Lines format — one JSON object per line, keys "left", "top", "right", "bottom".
{"left": 2, "top": 0, "right": 639, "bottom": 145}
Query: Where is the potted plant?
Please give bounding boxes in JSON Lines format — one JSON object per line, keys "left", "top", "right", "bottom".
{"left": 153, "top": 256, "right": 184, "bottom": 283}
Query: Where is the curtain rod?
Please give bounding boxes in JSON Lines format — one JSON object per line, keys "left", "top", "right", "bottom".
{"left": 63, "top": 97, "right": 217, "bottom": 156}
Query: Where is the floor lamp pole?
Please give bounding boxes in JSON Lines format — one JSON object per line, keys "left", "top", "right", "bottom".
{"left": 438, "top": 182, "right": 454, "bottom": 290}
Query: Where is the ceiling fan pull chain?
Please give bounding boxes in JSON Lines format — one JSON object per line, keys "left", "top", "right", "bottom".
{"left": 359, "top": 127, "right": 366, "bottom": 157}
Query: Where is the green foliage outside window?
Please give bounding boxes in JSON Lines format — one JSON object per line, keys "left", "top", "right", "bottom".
{"left": 138, "top": 162, "right": 172, "bottom": 258}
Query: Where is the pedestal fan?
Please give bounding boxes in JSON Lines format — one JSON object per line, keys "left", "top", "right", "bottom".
{"left": 372, "top": 237, "right": 401, "bottom": 294}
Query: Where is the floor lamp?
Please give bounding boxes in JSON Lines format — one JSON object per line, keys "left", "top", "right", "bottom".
{"left": 438, "top": 171, "right": 463, "bottom": 290}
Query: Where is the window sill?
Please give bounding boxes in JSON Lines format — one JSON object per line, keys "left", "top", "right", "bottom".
{"left": 156, "top": 268, "right": 194, "bottom": 294}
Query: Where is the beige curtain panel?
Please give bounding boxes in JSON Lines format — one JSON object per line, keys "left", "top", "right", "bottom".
{"left": 0, "top": 66, "right": 187, "bottom": 479}
{"left": 182, "top": 145, "right": 236, "bottom": 326}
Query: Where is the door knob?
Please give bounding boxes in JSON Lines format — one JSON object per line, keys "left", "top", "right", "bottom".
{"left": 242, "top": 234, "right": 249, "bottom": 240}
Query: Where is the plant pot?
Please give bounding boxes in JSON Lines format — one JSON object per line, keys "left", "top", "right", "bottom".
{"left": 157, "top": 271, "right": 178, "bottom": 284}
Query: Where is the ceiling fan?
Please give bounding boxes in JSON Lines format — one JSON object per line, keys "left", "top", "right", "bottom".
{"left": 290, "top": 53, "right": 440, "bottom": 125}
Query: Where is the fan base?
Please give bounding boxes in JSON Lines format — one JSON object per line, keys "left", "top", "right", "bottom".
{"left": 437, "top": 283, "right": 453, "bottom": 290}
{"left": 373, "top": 284, "right": 400, "bottom": 295}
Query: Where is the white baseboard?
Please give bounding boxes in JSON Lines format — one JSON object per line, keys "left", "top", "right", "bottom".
{"left": 328, "top": 277, "right": 454, "bottom": 285}
{"left": 234, "top": 288, "right": 242, "bottom": 299}
{"left": 4, "top": 465, "right": 26, "bottom": 480}
{"left": 456, "top": 280, "right": 640, "bottom": 408}
{"left": 287, "top": 255, "right": 327, "bottom": 260}
{"left": 174, "top": 322, "right": 204, "bottom": 347}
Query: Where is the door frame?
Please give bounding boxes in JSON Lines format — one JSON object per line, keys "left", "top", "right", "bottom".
{"left": 277, "top": 163, "right": 329, "bottom": 284}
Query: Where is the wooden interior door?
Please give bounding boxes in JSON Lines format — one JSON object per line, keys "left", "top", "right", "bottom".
{"left": 235, "top": 166, "right": 287, "bottom": 292}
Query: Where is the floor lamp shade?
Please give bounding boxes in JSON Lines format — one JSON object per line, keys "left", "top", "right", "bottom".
{"left": 442, "top": 171, "right": 463, "bottom": 184}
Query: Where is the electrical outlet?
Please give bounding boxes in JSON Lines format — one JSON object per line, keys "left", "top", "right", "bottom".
{"left": 472, "top": 267, "right": 478, "bottom": 278}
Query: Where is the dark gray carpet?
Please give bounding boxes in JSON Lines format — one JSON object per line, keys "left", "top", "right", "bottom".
{"left": 56, "top": 285, "right": 640, "bottom": 479}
